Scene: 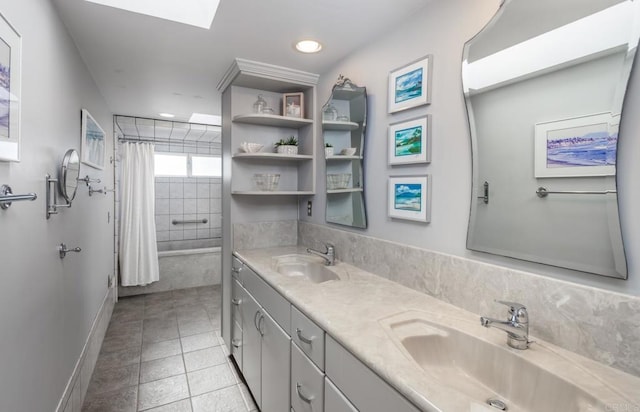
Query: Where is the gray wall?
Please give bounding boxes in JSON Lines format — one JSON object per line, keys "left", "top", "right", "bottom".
{"left": 0, "top": 1, "right": 114, "bottom": 411}
{"left": 300, "top": 0, "right": 640, "bottom": 296}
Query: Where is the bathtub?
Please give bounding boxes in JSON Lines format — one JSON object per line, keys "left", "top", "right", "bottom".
{"left": 118, "top": 239, "right": 222, "bottom": 297}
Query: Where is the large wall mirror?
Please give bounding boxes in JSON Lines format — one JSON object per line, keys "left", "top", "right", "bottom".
{"left": 322, "top": 76, "right": 367, "bottom": 228}
{"left": 463, "top": 0, "right": 639, "bottom": 278}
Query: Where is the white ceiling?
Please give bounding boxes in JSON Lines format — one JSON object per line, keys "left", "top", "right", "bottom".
{"left": 52, "top": 0, "right": 431, "bottom": 122}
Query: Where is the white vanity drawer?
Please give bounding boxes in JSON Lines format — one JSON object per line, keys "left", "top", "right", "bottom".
{"left": 325, "top": 336, "right": 419, "bottom": 412}
{"left": 243, "top": 263, "right": 291, "bottom": 333}
{"left": 231, "top": 319, "right": 242, "bottom": 370}
{"left": 231, "top": 278, "right": 244, "bottom": 325}
{"left": 291, "top": 342, "right": 325, "bottom": 412}
{"left": 232, "top": 256, "right": 244, "bottom": 283}
{"left": 291, "top": 305, "right": 325, "bottom": 371}
{"left": 324, "top": 377, "right": 357, "bottom": 412}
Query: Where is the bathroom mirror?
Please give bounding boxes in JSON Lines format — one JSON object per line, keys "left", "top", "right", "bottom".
{"left": 60, "top": 149, "right": 81, "bottom": 202}
{"left": 463, "top": 0, "right": 638, "bottom": 278}
{"left": 323, "top": 76, "right": 367, "bottom": 228}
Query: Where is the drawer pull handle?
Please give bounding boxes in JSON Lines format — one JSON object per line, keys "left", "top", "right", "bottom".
{"left": 254, "top": 310, "right": 261, "bottom": 331}
{"left": 296, "top": 328, "right": 315, "bottom": 345}
{"left": 258, "top": 314, "right": 265, "bottom": 336}
{"left": 232, "top": 298, "right": 241, "bottom": 306}
{"left": 296, "top": 383, "right": 314, "bottom": 404}
{"left": 231, "top": 339, "right": 241, "bottom": 348}
{"left": 232, "top": 267, "right": 243, "bottom": 273}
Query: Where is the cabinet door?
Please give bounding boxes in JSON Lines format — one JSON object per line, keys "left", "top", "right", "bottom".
{"left": 325, "top": 377, "right": 357, "bottom": 412}
{"left": 241, "top": 289, "right": 262, "bottom": 407}
{"left": 261, "top": 309, "right": 291, "bottom": 412}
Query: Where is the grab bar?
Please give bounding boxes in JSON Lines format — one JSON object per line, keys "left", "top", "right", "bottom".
{"left": 172, "top": 218, "right": 208, "bottom": 225}
{"left": 536, "top": 187, "right": 617, "bottom": 198}
{"left": 0, "top": 184, "right": 38, "bottom": 210}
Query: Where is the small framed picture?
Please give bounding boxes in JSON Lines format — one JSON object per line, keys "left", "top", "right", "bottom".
{"left": 388, "top": 115, "right": 431, "bottom": 165}
{"left": 81, "top": 109, "right": 106, "bottom": 170}
{"left": 388, "top": 175, "right": 431, "bottom": 223}
{"left": 0, "top": 12, "right": 22, "bottom": 162}
{"left": 283, "top": 92, "right": 304, "bottom": 118}
{"left": 534, "top": 112, "right": 616, "bottom": 178}
{"left": 388, "top": 55, "right": 432, "bottom": 114}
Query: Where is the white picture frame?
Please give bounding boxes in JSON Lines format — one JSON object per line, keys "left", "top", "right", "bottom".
{"left": 388, "top": 55, "right": 432, "bottom": 114}
{"left": 81, "top": 109, "right": 106, "bottom": 170}
{"left": 388, "top": 175, "right": 431, "bottom": 223}
{"left": 534, "top": 112, "right": 616, "bottom": 178}
{"left": 388, "top": 115, "right": 431, "bottom": 165}
{"left": 0, "top": 12, "right": 22, "bottom": 162}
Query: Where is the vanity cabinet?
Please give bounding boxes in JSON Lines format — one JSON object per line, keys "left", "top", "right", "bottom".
{"left": 237, "top": 261, "right": 291, "bottom": 412}
{"left": 324, "top": 377, "right": 357, "bottom": 412}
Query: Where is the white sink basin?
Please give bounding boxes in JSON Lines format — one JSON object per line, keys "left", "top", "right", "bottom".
{"left": 380, "top": 311, "right": 617, "bottom": 412}
{"left": 272, "top": 254, "right": 340, "bottom": 284}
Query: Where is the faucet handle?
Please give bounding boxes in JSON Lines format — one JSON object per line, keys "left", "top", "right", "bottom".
{"left": 495, "top": 300, "right": 528, "bottom": 323}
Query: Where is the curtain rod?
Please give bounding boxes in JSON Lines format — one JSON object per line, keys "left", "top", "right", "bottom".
{"left": 118, "top": 136, "right": 221, "bottom": 147}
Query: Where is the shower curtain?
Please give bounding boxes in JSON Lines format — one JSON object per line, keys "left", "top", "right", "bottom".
{"left": 119, "top": 143, "right": 159, "bottom": 286}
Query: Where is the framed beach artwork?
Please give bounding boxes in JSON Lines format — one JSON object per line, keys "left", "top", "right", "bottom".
{"left": 0, "top": 12, "right": 21, "bottom": 162}
{"left": 388, "top": 175, "right": 431, "bottom": 223}
{"left": 534, "top": 112, "right": 616, "bottom": 178}
{"left": 283, "top": 92, "right": 304, "bottom": 118}
{"left": 81, "top": 109, "right": 106, "bottom": 170}
{"left": 388, "top": 115, "right": 431, "bottom": 165}
{"left": 388, "top": 55, "right": 432, "bottom": 114}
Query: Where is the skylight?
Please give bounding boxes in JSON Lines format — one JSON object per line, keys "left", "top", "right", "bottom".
{"left": 85, "top": 0, "right": 220, "bottom": 29}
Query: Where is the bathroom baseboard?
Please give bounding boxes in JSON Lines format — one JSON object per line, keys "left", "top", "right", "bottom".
{"left": 55, "top": 286, "right": 116, "bottom": 412}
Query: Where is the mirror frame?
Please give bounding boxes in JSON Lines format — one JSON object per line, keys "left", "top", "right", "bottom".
{"left": 60, "top": 149, "right": 81, "bottom": 202}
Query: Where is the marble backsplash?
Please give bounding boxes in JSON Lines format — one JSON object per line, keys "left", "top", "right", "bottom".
{"left": 298, "top": 221, "right": 640, "bottom": 378}
{"left": 233, "top": 220, "right": 298, "bottom": 250}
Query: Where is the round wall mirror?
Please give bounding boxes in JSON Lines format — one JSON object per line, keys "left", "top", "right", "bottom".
{"left": 60, "top": 149, "right": 81, "bottom": 202}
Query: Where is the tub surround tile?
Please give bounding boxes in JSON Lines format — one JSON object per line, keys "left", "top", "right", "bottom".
{"left": 298, "top": 221, "right": 640, "bottom": 378}
{"left": 233, "top": 220, "right": 298, "bottom": 250}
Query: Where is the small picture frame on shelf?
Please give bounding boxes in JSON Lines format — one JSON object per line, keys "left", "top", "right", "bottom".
{"left": 283, "top": 92, "right": 304, "bottom": 118}
{"left": 388, "top": 175, "right": 431, "bottom": 223}
{"left": 388, "top": 115, "right": 431, "bottom": 165}
{"left": 388, "top": 55, "right": 432, "bottom": 114}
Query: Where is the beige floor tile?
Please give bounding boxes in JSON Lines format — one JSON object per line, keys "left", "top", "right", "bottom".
{"left": 143, "top": 317, "right": 179, "bottom": 343}
{"left": 141, "top": 339, "right": 182, "bottom": 362}
{"left": 191, "top": 385, "right": 247, "bottom": 412}
{"left": 239, "top": 383, "right": 258, "bottom": 412}
{"left": 95, "top": 346, "right": 141, "bottom": 370}
{"left": 140, "top": 354, "right": 185, "bottom": 384}
{"left": 101, "top": 332, "right": 143, "bottom": 354}
{"left": 187, "top": 364, "right": 236, "bottom": 396}
{"left": 180, "top": 331, "right": 220, "bottom": 353}
{"left": 183, "top": 346, "right": 226, "bottom": 372}
{"left": 82, "top": 385, "right": 137, "bottom": 412}
{"left": 178, "top": 319, "right": 214, "bottom": 337}
{"left": 145, "top": 399, "right": 192, "bottom": 412}
{"left": 138, "top": 374, "right": 189, "bottom": 411}
{"left": 85, "top": 363, "right": 139, "bottom": 400}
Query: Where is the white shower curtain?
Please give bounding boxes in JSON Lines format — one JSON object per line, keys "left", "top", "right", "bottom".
{"left": 119, "top": 143, "right": 160, "bottom": 286}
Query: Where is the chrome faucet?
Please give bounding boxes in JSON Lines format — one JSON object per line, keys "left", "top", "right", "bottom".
{"left": 480, "top": 300, "right": 531, "bottom": 350}
{"left": 306, "top": 243, "right": 335, "bottom": 266}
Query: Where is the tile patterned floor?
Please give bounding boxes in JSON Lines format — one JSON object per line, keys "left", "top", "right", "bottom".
{"left": 82, "top": 286, "right": 257, "bottom": 412}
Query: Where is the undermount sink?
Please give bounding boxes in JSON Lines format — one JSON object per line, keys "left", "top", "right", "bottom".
{"left": 272, "top": 254, "right": 340, "bottom": 284}
{"left": 380, "top": 311, "right": 614, "bottom": 412}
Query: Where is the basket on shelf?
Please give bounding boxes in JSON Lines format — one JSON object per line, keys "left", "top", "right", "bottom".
{"left": 276, "top": 145, "right": 298, "bottom": 155}
{"left": 327, "top": 173, "right": 351, "bottom": 190}
{"left": 253, "top": 174, "right": 280, "bottom": 191}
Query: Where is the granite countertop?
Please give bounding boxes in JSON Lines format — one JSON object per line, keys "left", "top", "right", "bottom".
{"left": 234, "top": 246, "right": 640, "bottom": 411}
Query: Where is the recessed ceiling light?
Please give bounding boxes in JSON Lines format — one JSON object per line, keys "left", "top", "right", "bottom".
{"left": 295, "top": 40, "right": 323, "bottom": 54}
{"left": 85, "top": 0, "right": 220, "bottom": 29}
{"left": 159, "top": 113, "right": 175, "bottom": 118}
{"left": 189, "top": 113, "right": 221, "bottom": 125}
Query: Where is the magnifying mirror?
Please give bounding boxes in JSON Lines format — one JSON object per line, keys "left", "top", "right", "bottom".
{"left": 60, "top": 149, "right": 80, "bottom": 202}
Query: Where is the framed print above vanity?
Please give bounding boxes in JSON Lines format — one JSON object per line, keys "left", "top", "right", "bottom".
{"left": 388, "top": 55, "right": 432, "bottom": 113}
{"left": 388, "top": 175, "right": 431, "bottom": 223}
{"left": 0, "top": 12, "right": 21, "bottom": 162}
{"left": 388, "top": 115, "right": 431, "bottom": 165}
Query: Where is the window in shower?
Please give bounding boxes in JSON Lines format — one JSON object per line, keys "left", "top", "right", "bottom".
{"left": 154, "top": 153, "right": 221, "bottom": 177}
{"left": 191, "top": 155, "right": 221, "bottom": 177}
{"left": 155, "top": 153, "right": 188, "bottom": 177}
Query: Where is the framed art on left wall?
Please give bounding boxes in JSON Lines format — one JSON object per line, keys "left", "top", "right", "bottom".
{"left": 0, "top": 12, "right": 21, "bottom": 162}
{"left": 81, "top": 109, "right": 106, "bottom": 170}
